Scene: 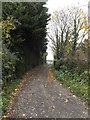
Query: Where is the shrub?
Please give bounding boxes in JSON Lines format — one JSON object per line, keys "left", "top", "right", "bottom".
{"left": 53, "top": 66, "right": 89, "bottom": 101}
{"left": 2, "top": 44, "right": 18, "bottom": 87}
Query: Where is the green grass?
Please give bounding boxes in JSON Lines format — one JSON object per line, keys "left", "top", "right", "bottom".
{"left": 0, "top": 79, "right": 21, "bottom": 115}
{"left": 52, "top": 65, "right": 89, "bottom": 102}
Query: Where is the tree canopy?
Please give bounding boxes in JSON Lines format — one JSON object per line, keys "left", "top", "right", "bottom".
{"left": 2, "top": 2, "right": 50, "bottom": 85}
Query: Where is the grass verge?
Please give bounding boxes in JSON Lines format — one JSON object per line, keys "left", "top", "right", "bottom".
{"left": 0, "top": 79, "right": 21, "bottom": 116}
{"left": 52, "top": 65, "right": 89, "bottom": 102}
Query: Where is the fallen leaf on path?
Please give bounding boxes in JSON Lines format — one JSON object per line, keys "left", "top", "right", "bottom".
{"left": 48, "top": 76, "right": 50, "bottom": 80}
{"left": 35, "top": 113, "right": 37, "bottom": 116}
{"left": 44, "top": 85, "right": 47, "bottom": 88}
{"left": 64, "top": 98, "right": 69, "bottom": 104}
{"left": 30, "top": 117, "right": 32, "bottom": 118}
{"left": 49, "top": 106, "right": 55, "bottom": 112}
{"left": 20, "top": 94, "right": 22, "bottom": 97}
{"left": 8, "top": 100, "right": 13, "bottom": 104}
{"left": 83, "top": 102, "right": 86, "bottom": 105}
{"left": 72, "top": 95, "right": 76, "bottom": 98}
{"left": 45, "top": 115, "right": 48, "bottom": 118}
{"left": 3, "top": 115, "right": 7, "bottom": 118}
{"left": 59, "top": 93, "right": 62, "bottom": 96}
{"left": 51, "top": 96, "right": 55, "bottom": 101}
{"left": 86, "top": 107, "right": 90, "bottom": 110}
{"left": 15, "top": 89, "right": 18, "bottom": 92}
{"left": 83, "top": 111, "right": 87, "bottom": 115}
{"left": 12, "top": 109, "right": 15, "bottom": 112}
{"left": 60, "top": 84, "right": 62, "bottom": 86}
{"left": 22, "top": 114, "right": 26, "bottom": 117}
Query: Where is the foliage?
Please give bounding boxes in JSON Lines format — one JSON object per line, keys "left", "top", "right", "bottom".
{"left": 2, "top": 16, "right": 16, "bottom": 49}
{"left": 2, "top": 44, "right": 18, "bottom": 87}
{"left": 2, "top": 2, "right": 50, "bottom": 81}
{"left": 1, "top": 16, "right": 18, "bottom": 87}
{"left": 2, "top": 2, "right": 50, "bottom": 70}
{"left": 53, "top": 65, "right": 89, "bottom": 101}
{"left": 49, "top": 6, "right": 88, "bottom": 103}
{"left": 1, "top": 79, "right": 21, "bottom": 114}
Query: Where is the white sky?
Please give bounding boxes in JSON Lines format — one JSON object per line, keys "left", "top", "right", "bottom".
{"left": 46, "top": 0, "right": 89, "bottom": 60}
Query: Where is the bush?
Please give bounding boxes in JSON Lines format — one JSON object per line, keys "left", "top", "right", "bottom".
{"left": 2, "top": 44, "right": 18, "bottom": 87}
{"left": 53, "top": 66, "right": 89, "bottom": 101}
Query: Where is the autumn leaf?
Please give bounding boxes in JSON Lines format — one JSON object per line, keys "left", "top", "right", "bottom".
{"left": 72, "top": 95, "right": 76, "bottom": 98}
{"left": 83, "top": 102, "right": 86, "bottom": 106}
{"left": 8, "top": 100, "right": 13, "bottom": 104}
{"left": 15, "top": 89, "right": 18, "bottom": 92}
{"left": 6, "top": 34, "right": 9, "bottom": 38}
{"left": 49, "top": 106, "right": 55, "bottom": 112}
{"left": 59, "top": 93, "right": 62, "bottom": 96}
{"left": 22, "top": 114, "right": 26, "bottom": 117}
{"left": 64, "top": 98, "right": 69, "bottom": 104}
{"left": 44, "top": 84, "right": 47, "bottom": 88}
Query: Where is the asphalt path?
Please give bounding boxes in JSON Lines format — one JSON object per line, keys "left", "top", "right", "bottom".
{"left": 8, "top": 65, "right": 88, "bottom": 118}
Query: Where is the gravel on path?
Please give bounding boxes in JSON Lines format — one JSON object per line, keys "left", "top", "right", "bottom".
{"left": 7, "top": 65, "right": 88, "bottom": 118}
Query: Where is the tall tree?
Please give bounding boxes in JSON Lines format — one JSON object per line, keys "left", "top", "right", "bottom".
{"left": 47, "top": 7, "right": 88, "bottom": 60}
{"left": 2, "top": 2, "right": 50, "bottom": 80}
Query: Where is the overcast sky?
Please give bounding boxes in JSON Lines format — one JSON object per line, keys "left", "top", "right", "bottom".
{"left": 46, "top": 0, "right": 89, "bottom": 60}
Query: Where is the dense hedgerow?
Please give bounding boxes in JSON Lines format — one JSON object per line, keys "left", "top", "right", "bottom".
{"left": 2, "top": 44, "right": 18, "bottom": 87}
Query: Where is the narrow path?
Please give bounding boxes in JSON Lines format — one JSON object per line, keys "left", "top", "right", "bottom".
{"left": 8, "top": 65, "right": 88, "bottom": 118}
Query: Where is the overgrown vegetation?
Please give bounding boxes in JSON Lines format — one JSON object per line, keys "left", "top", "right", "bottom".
{"left": 1, "top": 79, "right": 21, "bottom": 113}
{"left": 53, "top": 65, "right": 89, "bottom": 102}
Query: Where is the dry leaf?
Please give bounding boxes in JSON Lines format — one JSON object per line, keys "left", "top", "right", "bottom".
{"left": 22, "top": 114, "right": 26, "bottom": 117}
{"left": 8, "top": 100, "right": 13, "bottom": 104}
{"left": 86, "top": 107, "right": 89, "bottom": 110}
{"left": 44, "top": 85, "right": 47, "bottom": 88}
{"left": 64, "top": 98, "right": 69, "bottom": 104}
{"left": 60, "top": 84, "right": 62, "bottom": 86}
{"left": 83, "top": 102, "right": 86, "bottom": 105}
{"left": 3, "top": 115, "right": 7, "bottom": 118}
{"left": 59, "top": 93, "right": 62, "bottom": 96}
{"left": 51, "top": 96, "right": 55, "bottom": 101}
{"left": 12, "top": 92, "right": 16, "bottom": 97}
{"left": 73, "top": 95, "right": 76, "bottom": 98}
{"left": 15, "top": 89, "right": 18, "bottom": 92}
{"left": 49, "top": 106, "right": 55, "bottom": 112}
